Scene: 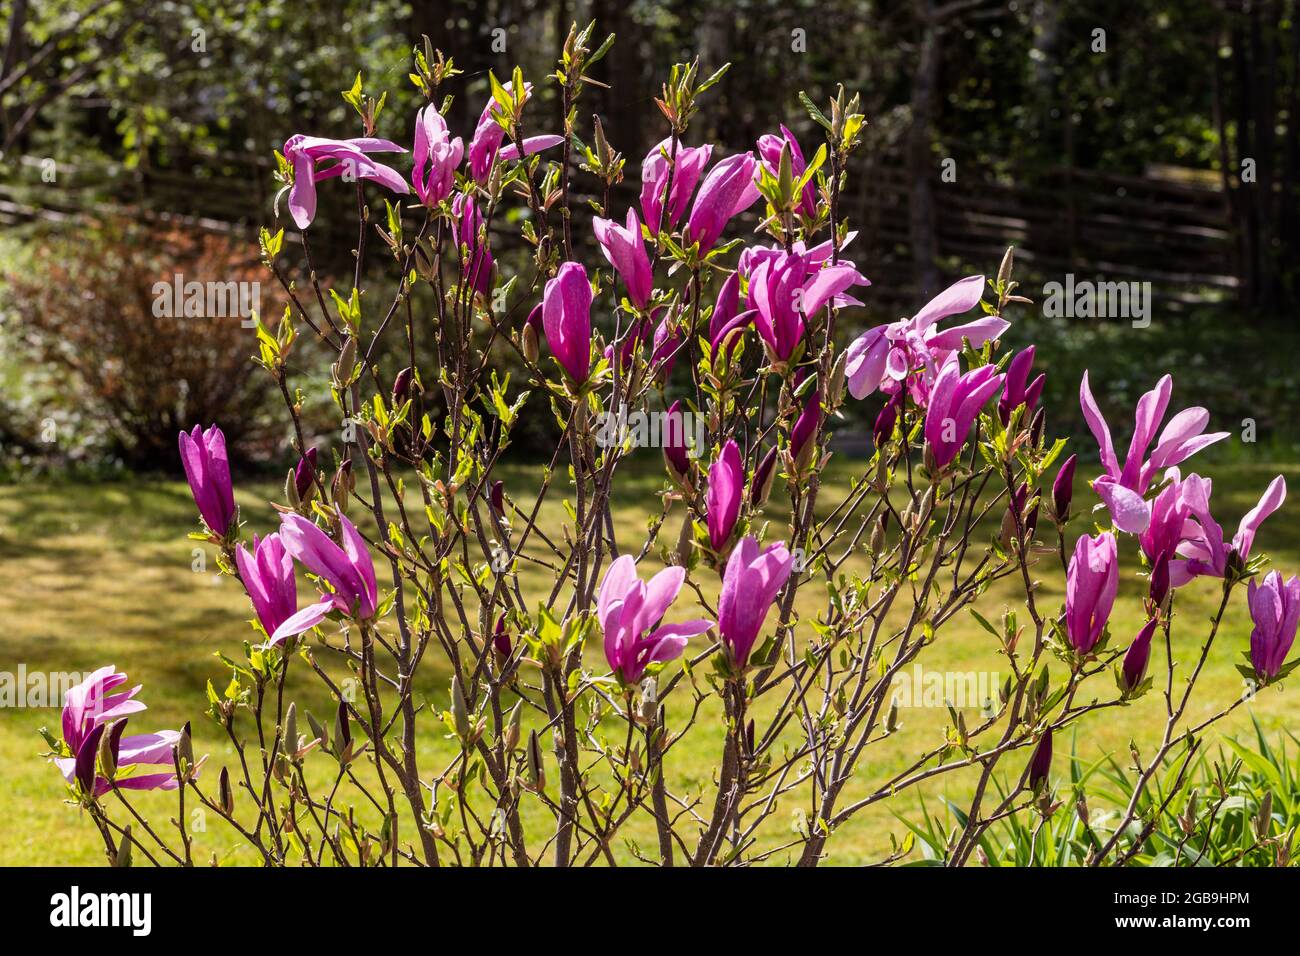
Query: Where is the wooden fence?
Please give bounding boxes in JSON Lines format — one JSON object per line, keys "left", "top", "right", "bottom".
{"left": 0, "top": 149, "right": 1237, "bottom": 314}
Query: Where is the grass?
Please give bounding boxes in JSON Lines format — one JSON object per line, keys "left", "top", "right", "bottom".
{"left": 1, "top": 455, "right": 1297, "bottom": 866}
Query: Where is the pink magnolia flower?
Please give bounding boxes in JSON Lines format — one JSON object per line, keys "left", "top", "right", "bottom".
{"left": 640, "top": 138, "right": 713, "bottom": 232}
{"left": 597, "top": 555, "right": 713, "bottom": 684}
{"left": 271, "top": 513, "right": 379, "bottom": 643}
{"left": 466, "top": 81, "right": 563, "bottom": 184}
{"left": 282, "top": 134, "right": 408, "bottom": 230}
{"left": 542, "top": 262, "right": 593, "bottom": 384}
{"left": 1065, "top": 531, "right": 1119, "bottom": 654}
{"left": 757, "top": 124, "right": 817, "bottom": 218}
{"left": 179, "top": 424, "right": 236, "bottom": 536}
{"left": 923, "top": 357, "right": 1004, "bottom": 468}
{"left": 845, "top": 276, "right": 1004, "bottom": 404}
{"left": 684, "top": 152, "right": 761, "bottom": 254}
{"left": 707, "top": 439, "right": 744, "bottom": 551}
{"left": 453, "top": 193, "right": 494, "bottom": 299}
{"left": 1079, "top": 372, "right": 1229, "bottom": 533}
{"left": 235, "top": 533, "right": 298, "bottom": 639}
{"left": 1170, "top": 473, "right": 1286, "bottom": 587}
{"left": 718, "top": 536, "right": 796, "bottom": 668}
{"left": 748, "top": 250, "right": 868, "bottom": 361}
{"left": 412, "top": 104, "right": 464, "bottom": 206}
{"left": 1248, "top": 570, "right": 1300, "bottom": 681}
{"left": 593, "top": 208, "right": 653, "bottom": 310}
{"left": 53, "top": 667, "right": 180, "bottom": 797}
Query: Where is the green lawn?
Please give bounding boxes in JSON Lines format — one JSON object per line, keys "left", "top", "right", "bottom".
{"left": 1, "top": 457, "right": 1297, "bottom": 865}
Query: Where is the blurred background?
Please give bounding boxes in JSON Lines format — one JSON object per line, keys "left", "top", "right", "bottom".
{"left": 1, "top": 0, "right": 1298, "bottom": 473}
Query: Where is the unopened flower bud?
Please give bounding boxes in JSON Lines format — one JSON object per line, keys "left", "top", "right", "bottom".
{"left": 1052, "top": 454, "right": 1077, "bottom": 524}
{"left": 750, "top": 446, "right": 778, "bottom": 508}
{"left": 1149, "top": 552, "right": 1171, "bottom": 608}
{"left": 504, "top": 701, "right": 522, "bottom": 752}
{"left": 333, "top": 336, "right": 358, "bottom": 386}
{"left": 294, "top": 447, "right": 318, "bottom": 501}
{"left": 526, "top": 729, "right": 545, "bottom": 791}
{"left": 219, "top": 766, "right": 235, "bottom": 815}
{"left": 1027, "top": 727, "right": 1052, "bottom": 793}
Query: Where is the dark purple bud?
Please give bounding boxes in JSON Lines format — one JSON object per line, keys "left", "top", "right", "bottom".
{"left": 393, "top": 366, "right": 414, "bottom": 404}
{"left": 1121, "top": 617, "right": 1158, "bottom": 694}
{"left": 1009, "top": 482, "right": 1040, "bottom": 542}
{"left": 493, "top": 617, "right": 512, "bottom": 658}
{"left": 75, "top": 723, "right": 106, "bottom": 796}
{"left": 336, "top": 699, "right": 352, "bottom": 748}
{"left": 294, "top": 447, "right": 318, "bottom": 500}
{"left": 790, "top": 389, "right": 821, "bottom": 471}
{"left": 1052, "top": 454, "right": 1077, "bottom": 523}
{"left": 1028, "top": 727, "right": 1052, "bottom": 792}
{"left": 873, "top": 394, "right": 900, "bottom": 449}
{"left": 998, "top": 347, "right": 1036, "bottom": 426}
{"left": 489, "top": 480, "right": 505, "bottom": 515}
{"left": 1149, "top": 552, "right": 1171, "bottom": 607}
{"left": 750, "top": 445, "right": 779, "bottom": 507}
{"left": 1029, "top": 406, "right": 1045, "bottom": 446}
{"left": 107, "top": 718, "right": 127, "bottom": 766}
{"left": 1025, "top": 373, "right": 1046, "bottom": 415}
{"left": 525, "top": 302, "right": 544, "bottom": 334}
{"left": 663, "top": 400, "right": 691, "bottom": 480}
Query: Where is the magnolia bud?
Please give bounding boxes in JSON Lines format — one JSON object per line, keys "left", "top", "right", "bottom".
{"left": 504, "top": 701, "right": 522, "bottom": 752}
{"left": 450, "top": 675, "right": 470, "bottom": 739}
{"left": 674, "top": 511, "right": 694, "bottom": 567}
{"left": 335, "top": 699, "right": 351, "bottom": 751}
{"left": 1027, "top": 727, "right": 1052, "bottom": 793}
{"left": 526, "top": 729, "right": 545, "bottom": 791}
{"left": 392, "top": 366, "right": 414, "bottom": 404}
{"left": 997, "top": 246, "right": 1015, "bottom": 287}
{"left": 283, "top": 703, "right": 299, "bottom": 759}
{"left": 177, "top": 721, "right": 194, "bottom": 771}
{"left": 870, "top": 513, "right": 887, "bottom": 555}
{"left": 492, "top": 616, "right": 512, "bottom": 659}
{"left": 750, "top": 446, "right": 778, "bottom": 508}
{"left": 334, "top": 336, "right": 358, "bottom": 386}
{"left": 294, "top": 447, "right": 318, "bottom": 501}
{"left": 332, "top": 459, "right": 354, "bottom": 514}
{"left": 873, "top": 394, "right": 899, "bottom": 449}
{"left": 1149, "top": 552, "right": 1171, "bottom": 608}
{"left": 1052, "top": 454, "right": 1077, "bottom": 524}
{"left": 219, "top": 766, "right": 235, "bottom": 815}
{"left": 284, "top": 467, "right": 301, "bottom": 508}
{"left": 489, "top": 480, "right": 505, "bottom": 515}
{"left": 98, "top": 719, "right": 125, "bottom": 781}
{"left": 522, "top": 319, "right": 540, "bottom": 364}
{"left": 114, "top": 826, "right": 133, "bottom": 868}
